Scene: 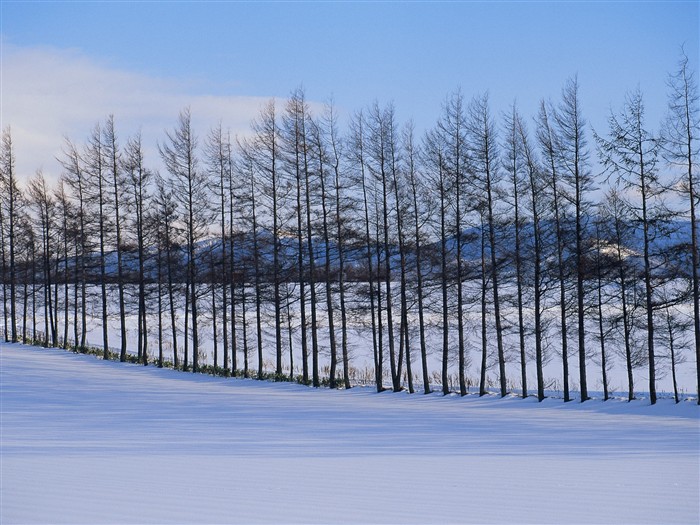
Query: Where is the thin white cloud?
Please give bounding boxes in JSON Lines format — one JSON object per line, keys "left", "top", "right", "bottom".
{"left": 1, "top": 43, "right": 270, "bottom": 185}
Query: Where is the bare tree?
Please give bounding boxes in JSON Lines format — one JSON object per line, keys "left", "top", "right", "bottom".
{"left": 59, "top": 139, "right": 89, "bottom": 349}
{"left": 16, "top": 212, "right": 35, "bottom": 344}
{"left": 439, "top": 91, "right": 470, "bottom": 396}
{"left": 423, "top": 125, "right": 451, "bottom": 394}
{"left": 404, "top": 122, "right": 432, "bottom": 394}
{"left": 596, "top": 89, "right": 662, "bottom": 403}
{"left": 224, "top": 131, "right": 239, "bottom": 375}
{"left": 365, "top": 102, "right": 401, "bottom": 391}
{"left": 153, "top": 173, "right": 182, "bottom": 368}
{"left": 555, "top": 77, "right": 593, "bottom": 402}
{"left": 468, "top": 93, "right": 507, "bottom": 397}
{"left": 599, "top": 190, "right": 638, "bottom": 400}
{"left": 0, "top": 128, "right": 19, "bottom": 342}
{"left": 206, "top": 123, "right": 230, "bottom": 372}
{"left": 537, "top": 100, "right": 573, "bottom": 402}
{"left": 308, "top": 113, "right": 339, "bottom": 387}
{"left": 27, "top": 171, "right": 57, "bottom": 347}
{"left": 387, "top": 111, "right": 413, "bottom": 393}
{"left": 0, "top": 177, "right": 7, "bottom": 341}
{"left": 593, "top": 216, "right": 611, "bottom": 400}
{"left": 85, "top": 123, "right": 110, "bottom": 358}
{"left": 301, "top": 99, "right": 321, "bottom": 387}
{"left": 661, "top": 49, "right": 700, "bottom": 404}
{"left": 237, "top": 137, "right": 265, "bottom": 379}
{"left": 125, "top": 133, "right": 152, "bottom": 365}
{"left": 325, "top": 100, "right": 352, "bottom": 389}
{"left": 159, "top": 108, "right": 207, "bottom": 372}
{"left": 103, "top": 115, "right": 128, "bottom": 361}
{"left": 282, "top": 92, "right": 311, "bottom": 384}
{"left": 54, "top": 179, "right": 73, "bottom": 346}
{"left": 348, "top": 110, "right": 382, "bottom": 391}
{"left": 656, "top": 287, "right": 691, "bottom": 404}
{"left": 251, "top": 100, "right": 284, "bottom": 379}
{"left": 504, "top": 105, "right": 528, "bottom": 397}
{"left": 517, "top": 114, "right": 547, "bottom": 400}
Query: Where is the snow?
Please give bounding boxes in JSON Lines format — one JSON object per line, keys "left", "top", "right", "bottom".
{"left": 2, "top": 343, "right": 699, "bottom": 524}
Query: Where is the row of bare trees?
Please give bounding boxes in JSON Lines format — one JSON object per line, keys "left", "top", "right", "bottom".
{"left": 1, "top": 54, "right": 698, "bottom": 404}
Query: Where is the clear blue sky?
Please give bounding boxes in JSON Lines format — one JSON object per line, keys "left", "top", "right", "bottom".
{"left": 1, "top": 1, "right": 698, "bottom": 182}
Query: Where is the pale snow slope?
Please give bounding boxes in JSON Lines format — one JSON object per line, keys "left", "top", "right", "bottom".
{"left": 1, "top": 343, "right": 698, "bottom": 524}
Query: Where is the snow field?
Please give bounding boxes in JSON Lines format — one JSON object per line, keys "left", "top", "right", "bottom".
{"left": 1, "top": 343, "right": 698, "bottom": 524}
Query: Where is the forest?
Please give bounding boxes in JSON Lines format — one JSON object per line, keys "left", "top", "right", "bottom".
{"left": 1, "top": 54, "right": 698, "bottom": 406}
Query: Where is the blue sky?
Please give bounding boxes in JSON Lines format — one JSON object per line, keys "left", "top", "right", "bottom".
{"left": 1, "top": 1, "right": 698, "bottom": 183}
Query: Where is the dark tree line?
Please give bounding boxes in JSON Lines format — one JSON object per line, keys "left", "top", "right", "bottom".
{"left": 1, "top": 54, "right": 698, "bottom": 405}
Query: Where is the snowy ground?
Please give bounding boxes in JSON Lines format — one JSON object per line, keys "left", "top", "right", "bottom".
{"left": 1, "top": 343, "right": 698, "bottom": 524}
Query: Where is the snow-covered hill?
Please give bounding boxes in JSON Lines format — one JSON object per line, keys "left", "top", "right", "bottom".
{"left": 1, "top": 343, "right": 698, "bottom": 524}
